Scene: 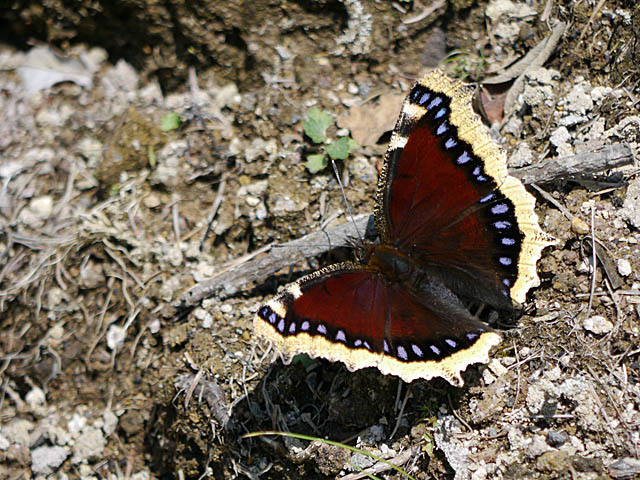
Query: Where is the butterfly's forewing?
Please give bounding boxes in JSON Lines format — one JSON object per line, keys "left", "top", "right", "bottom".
{"left": 375, "top": 71, "right": 554, "bottom": 308}
{"left": 254, "top": 262, "right": 501, "bottom": 386}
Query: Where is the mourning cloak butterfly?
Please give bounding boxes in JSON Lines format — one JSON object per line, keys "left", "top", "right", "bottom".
{"left": 254, "top": 71, "right": 555, "bottom": 386}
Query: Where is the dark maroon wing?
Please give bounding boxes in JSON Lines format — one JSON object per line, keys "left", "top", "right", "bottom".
{"left": 254, "top": 262, "right": 501, "bottom": 386}
{"left": 375, "top": 71, "right": 553, "bottom": 308}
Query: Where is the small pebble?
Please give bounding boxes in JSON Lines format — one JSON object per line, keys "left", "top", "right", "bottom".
{"left": 546, "top": 430, "right": 568, "bottom": 447}
{"left": 617, "top": 258, "right": 632, "bottom": 277}
{"left": 29, "top": 195, "right": 54, "bottom": 218}
{"left": 482, "top": 368, "right": 496, "bottom": 385}
{"left": 571, "top": 217, "right": 590, "bottom": 235}
{"left": 68, "top": 413, "right": 86, "bottom": 433}
{"left": 25, "top": 387, "right": 46, "bottom": 408}
{"left": 583, "top": 315, "right": 613, "bottom": 335}
{"left": 102, "top": 409, "right": 119, "bottom": 435}
{"left": 0, "top": 433, "right": 10, "bottom": 450}
{"left": 72, "top": 427, "right": 105, "bottom": 463}
{"left": 201, "top": 312, "right": 213, "bottom": 329}
{"left": 245, "top": 195, "right": 260, "bottom": 207}
{"left": 31, "top": 446, "right": 69, "bottom": 474}
{"left": 537, "top": 450, "right": 569, "bottom": 472}
{"left": 488, "top": 358, "right": 508, "bottom": 377}
{"left": 143, "top": 193, "right": 161, "bottom": 208}
{"left": 106, "top": 325, "right": 126, "bottom": 350}
{"left": 149, "top": 318, "right": 161, "bottom": 334}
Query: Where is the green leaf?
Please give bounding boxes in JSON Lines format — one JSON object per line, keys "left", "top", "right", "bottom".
{"left": 161, "top": 112, "right": 180, "bottom": 131}
{"left": 304, "top": 153, "right": 328, "bottom": 173}
{"left": 303, "top": 107, "right": 333, "bottom": 143}
{"left": 325, "top": 136, "right": 359, "bottom": 160}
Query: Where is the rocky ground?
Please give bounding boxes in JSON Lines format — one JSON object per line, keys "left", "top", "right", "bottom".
{"left": 1, "top": 1, "right": 639, "bottom": 479}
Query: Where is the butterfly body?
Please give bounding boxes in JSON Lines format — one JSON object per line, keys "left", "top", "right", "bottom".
{"left": 255, "top": 70, "right": 555, "bottom": 386}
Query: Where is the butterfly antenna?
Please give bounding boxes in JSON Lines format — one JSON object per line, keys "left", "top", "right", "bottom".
{"left": 330, "top": 158, "right": 364, "bottom": 245}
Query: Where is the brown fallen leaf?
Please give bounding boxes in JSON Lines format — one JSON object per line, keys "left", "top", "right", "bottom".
{"left": 337, "top": 93, "right": 405, "bottom": 147}
{"left": 475, "top": 82, "right": 511, "bottom": 125}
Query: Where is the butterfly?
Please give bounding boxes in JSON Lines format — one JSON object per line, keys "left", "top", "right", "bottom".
{"left": 254, "top": 70, "right": 555, "bottom": 386}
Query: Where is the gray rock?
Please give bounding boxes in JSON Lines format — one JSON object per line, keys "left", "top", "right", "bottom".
{"left": 102, "top": 410, "right": 118, "bottom": 436}
{"left": 75, "top": 137, "right": 104, "bottom": 168}
{"left": 507, "top": 425, "right": 527, "bottom": 451}
{"left": 102, "top": 59, "right": 139, "bottom": 96}
{"left": 527, "top": 435, "right": 551, "bottom": 457}
{"left": 0, "top": 432, "right": 9, "bottom": 450}
{"left": 546, "top": 430, "right": 568, "bottom": 447}
{"left": 35, "top": 417, "right": 71, "bottom": 446}
{"left": 79, "top": 260, "right": 106, "bottom": 289}
{"left": 523, "top": 84, "right": 554, "bottom": 109}
{"left": 617, "top": 258, "right": 632, "bottom": 277}
{"left": 508, "top": 143, "right": 533, "bottom": 168}
{"left": 31, "top": 445, "right": 69, "bottom": 474}
{"left": 150, "top": 140, "right": 187, "bottom": 189}
{"left": 18, "top": 46, "right": 93, "bottom": 94}
{"left": 2, "top": 418, "right": 34, "bottom": 446}
{"left": 549, "top": 126, "right": 574, "bottom": 156}
{"left": 19, "top": 195, "right": 54, "bottom": 226}
{"left": 608, "top": 457, "right": 640, "bottom": 479}
{"left": 470, "top": 375, "right": 510, "bottom": 423}
{"left": 564, "top": 81, "right": 594, "bottom": 115}
{"left": 620, "top": 177, "right": 640, "bottom": 228}
{"left": 348, "top": 156, "right": 377, "bottom": 184}
{"left": 526, "top": 67, "right": 561, "bottom": 86}
{"left": 67, "top": 413, "right": 87, "bottom": 434}
{"left": 357, "top": 424, "right": 385, "bottom": 444}
{"left": 434, "top": 416, "right": 472, "bottom": 480}
{"left": 29, "top": 195, "right": 54, "bottom": 218}
{"left": 349, "top": 452, "right": 374, "bottom": 470}
{"left": 25, "top": 387, "right": 46, "bottom": 408}
{"left": 557, "top": 377, "right": 604, "bottom": 431}
{"left": 72, "top": 427, "right": 105, "bottom": 463}
{"left": 244, "top": 138, "right": 277, "bottom": 163}
{"left": 583, "top": 315, "right": 613, "bottom": 335}
{"left": 555, "top": 80, "right": 593, "bottom": 127}
{"left": 526, "top": 381, "right": 549, "bottom": 414}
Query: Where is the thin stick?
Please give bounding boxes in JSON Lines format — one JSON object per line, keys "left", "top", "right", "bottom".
{"left": 200, "top": 175, "right": 227, "bottom": 250}
{"left": 586, "top": 205, "right": 597, "bottom": 320}
{"left": 510, "top": 143, "right": 633, "bottom": 185}
{"left": 390, "top": 383, "right": 411, "bottom": 439}
{"left": 331, "top": 159, "right": 363, "bottom": 246}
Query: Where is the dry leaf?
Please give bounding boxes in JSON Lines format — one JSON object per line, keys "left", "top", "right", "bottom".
{"left": 17, "top": 46, "right": 93, "bottom": 95}
{"left": 337, "top": 93, "right": 405, "bottom": 147}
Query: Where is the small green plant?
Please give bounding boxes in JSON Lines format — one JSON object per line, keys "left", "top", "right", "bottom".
{"left": 303, "top": 107, "right": 359, "bottom": 173}
{"left": 160, "top": 111, "right": 181, "bottom": 131}
{"left": 441, "top": 50, "right": 488, "bottom": 82}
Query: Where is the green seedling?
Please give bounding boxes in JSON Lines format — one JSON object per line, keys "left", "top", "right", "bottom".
{"left": 303, "top": 107, "right": 359, "bottom": 173}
